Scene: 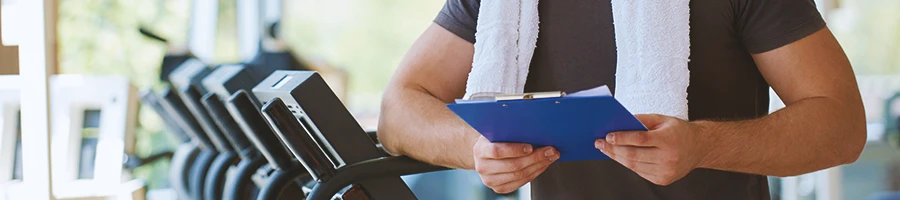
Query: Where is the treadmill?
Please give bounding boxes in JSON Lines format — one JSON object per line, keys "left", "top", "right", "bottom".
{"left": 201, "top": 64, "right": 309, "bottom": 200}
{"left": 168, "top": 59, "right": 237, "bottom": 200}
{"left": 252, "top": 70, "right": 448, "bottom": 200}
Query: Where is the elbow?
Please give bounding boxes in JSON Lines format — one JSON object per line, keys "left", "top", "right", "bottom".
{"left": 838, "top": 121, "right": 867, "bottom": 165}
{"left": 377, "top": 120, "right": 404, "bottom": 156}
{"left": 377, "top": 93, "right": 404, "bottom": 156}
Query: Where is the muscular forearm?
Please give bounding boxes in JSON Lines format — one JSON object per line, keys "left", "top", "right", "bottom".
{"left": 697, "top": 96, "right": 866, "bottom": 176}
{"left": 378, "top": 86, "right": 479, "bottom": 169}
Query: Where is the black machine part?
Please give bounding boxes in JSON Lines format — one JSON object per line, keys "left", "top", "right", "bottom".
{"left": 226, "top": 90, "right": 297, "bottom": 170}
{"left": 169, "top": 60, "right": 234, "bottom": 153}
{"left": 158, "top": 87, "right": 215, "bottom": 151}
{"left": 223, "top": 156, "right": 266, "bottom": 200}
{"left": 169, "top": 143, "right": 201, "bottom": 200}
{"left": 139, "top": 90, "right": 189, "bottom": 142}
{"left": 189, "top": 150, "right": 219, "bottom": 200}
{"left": 251, "top": 70, "right": 419, "bottom": 200}
{"left": 200, "top": 65, "right": 264, "bottom": 160}
{"left": 202, "top": 93, "right": 258, "bottom": 160}
{"left": 203, "top": 151, "right": 240, "bottom": 200}
{"left": 179, "top": 86, "right": 234, "bottom": 152}
{"left": 255, "top": 167, "right": 311, "bottom": 200}
{"left": 261, "top": 97, "right": 337, "bottom": 182}
{"left": 306, "top": 156, "right": 450, "bottom": 200}
{"left": 122, "top": 151, "right": 174, "bottom": 171}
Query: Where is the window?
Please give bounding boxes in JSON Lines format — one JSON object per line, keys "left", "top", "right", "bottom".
{"left": 77, "top": 109, "right": 102, "bottom": 179}
{"left": 281, "top": 0, "right": 444, "bottom": 129}
{"left": 11, "top": 110, "right": 22, "bottom": 181}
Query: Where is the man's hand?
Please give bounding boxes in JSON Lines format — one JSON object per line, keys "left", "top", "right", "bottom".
{"left": 474, "top": 136, "right": 559, "bottom": 194}
{"left": 594, "top": 114, "right": 713, "bottom": 186}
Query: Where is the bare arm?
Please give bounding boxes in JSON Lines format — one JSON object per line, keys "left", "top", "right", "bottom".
{"left": 380, "top": 24, "right": 559, "bottom": 193}
{"left": 378, "top": 23, "right": 480, "bottom": 169}
{"left": 698, "top": 27, "right": 866, "bottom": 176}
{"left": 596, "top": 28, "right": 866, "bottom": 185}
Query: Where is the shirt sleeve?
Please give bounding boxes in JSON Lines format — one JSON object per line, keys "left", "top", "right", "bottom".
{"left": 736, "top": 0, "right": 826, "bottom": 54}
{"left": 434, "top": 0, "right": 481, "bottom": 44}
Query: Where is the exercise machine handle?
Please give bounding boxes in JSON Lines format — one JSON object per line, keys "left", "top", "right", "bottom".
{"left": 306, "top": 156, "right": 450, "bottom": 200}
{"left": 201, "top": 93, "right": 258, "bottom": 160}
{"left": 262, "top": 97, "right": 336, "bottom": 181}
{"left": 139, "top": 90, "right": 189, "bottom": 142}
{"left": 159, "top": 87, "right": 216, "bottom": 151}
{"left": 226, "top": 90, "right": 297, "bottom": 170}
{"left": 180, "top": 85, "right": 234, "bottom": 153}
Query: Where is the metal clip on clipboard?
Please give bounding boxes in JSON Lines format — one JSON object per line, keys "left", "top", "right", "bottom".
{"left": 495, "top": 91, "right": 566, "bottom": 101}
{"left": 458, "top": 91, "right": 567, "bottom": 104}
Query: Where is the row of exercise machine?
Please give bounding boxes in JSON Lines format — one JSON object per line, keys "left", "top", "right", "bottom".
{"left": 142, "top": 57, "right": 450, "bottom": 200}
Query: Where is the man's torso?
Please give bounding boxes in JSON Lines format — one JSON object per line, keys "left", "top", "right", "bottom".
{"left": 434, "top": 0, "right": 824, "bottom": 198}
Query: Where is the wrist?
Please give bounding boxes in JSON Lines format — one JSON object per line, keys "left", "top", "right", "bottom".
{"left": 693, "top": 121, "right": 723, "bottom": 169}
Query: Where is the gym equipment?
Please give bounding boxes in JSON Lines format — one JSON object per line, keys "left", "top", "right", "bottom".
{"left": 142, "top": 61, "right": 310, "bottom": 200}
{"left": 0, "top": 75, "right": 23, "bottom": 200}
{"left": 252, "top": 71, "right": 448, "bottom": 200}
{"left": 169, "top": 60, "right": 243, "bottom": 200}
{"left": 224, "top": 90, "right": 308, "bottom": 200}
{"left": 169, "top": 59, "right": 234, "bottom": 153}
{"left": 199, "top": 65, "right": 262, "bottom": 200}
{"left": 155, "top": 85, "right": 218, "bottom": 200}
{"left": 142, "top": 89, "right": 204, "bottom": 200}
{"left": 200, "top": 64, "right": 310, "bottom": 200}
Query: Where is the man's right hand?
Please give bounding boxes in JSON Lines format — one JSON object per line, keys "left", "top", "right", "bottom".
{"left": 473, "top": 136, "right": 559, "bottom": 194}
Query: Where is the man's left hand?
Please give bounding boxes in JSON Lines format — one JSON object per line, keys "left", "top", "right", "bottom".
{"left": 594, "top": 114, "right": 714, "bottom": 186}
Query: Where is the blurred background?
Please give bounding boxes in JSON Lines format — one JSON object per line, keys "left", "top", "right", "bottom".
{"left": 0, "top": 0, "right": 899, "bottom": 200}
{"left": 53, "top": 0, "right": 444, "bottom": 190}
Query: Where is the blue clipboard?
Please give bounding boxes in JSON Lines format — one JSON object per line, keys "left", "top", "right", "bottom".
{"left": 447, "top": 96, "right": 647, "bottom": 162}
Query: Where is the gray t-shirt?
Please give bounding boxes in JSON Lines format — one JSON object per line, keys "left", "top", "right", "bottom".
{"left": 434, "top": 0, "right": 825, "bottom": 199}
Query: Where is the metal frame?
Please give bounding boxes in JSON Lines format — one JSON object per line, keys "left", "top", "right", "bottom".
{"left": 188, "top": 0, "right": 219, "bottom": 64}
{"left": 236, "top": 0, "right": 261, "bottom": 62}
{"left": 48, "top": 75, "right": 138, "bottom": 198}
{"left": 16, "top": 0, "right": 56, "bottom": 199}
{"left": 201, "top": 64, "right": 259, "bottom": 158}
{"left": 0, "top": 0, "right": 20, "bottom": 46}
{"left": 169, "top": 59, "right": 233, "bottom": 153}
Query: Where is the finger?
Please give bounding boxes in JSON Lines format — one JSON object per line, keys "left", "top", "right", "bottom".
{"left": 595, "top": 140, "right": 658, "bottom": 163}
{"left": 478, "top": 146, "right": 559, "bottom": 174}
{"left": 483, "top": 158, "right": 554, "bottom": 193}
{"left": 633, "top": 114, "right": 669, "bottom": 130}
{"left": 476, "top": 137, "right": 534, "bottom": 159}
{"left": 605, "top": 131, "right": 655, "bottom": 147}
{"left": 493, "top": 163, "right": 552, "bottom": 194}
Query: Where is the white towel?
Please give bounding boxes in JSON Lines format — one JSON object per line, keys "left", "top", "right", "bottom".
{"left": 466, "top": 0, "right": 691, "bottom": 120}
{"left": 465, "top": 0, "right": 540, "bottom": 100}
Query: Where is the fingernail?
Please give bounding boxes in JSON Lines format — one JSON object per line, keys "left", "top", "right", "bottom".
{"left": 544, "top": 149, "right": 559, "bottom": 161}
{"left": 606, "top": 134, "right": 616, "bottom": 144}
{"left": 524, "top": 145, "right": 533, "bottom": 154}
{"left": 596, "top": 140, "right": 606, "bottom": 149}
